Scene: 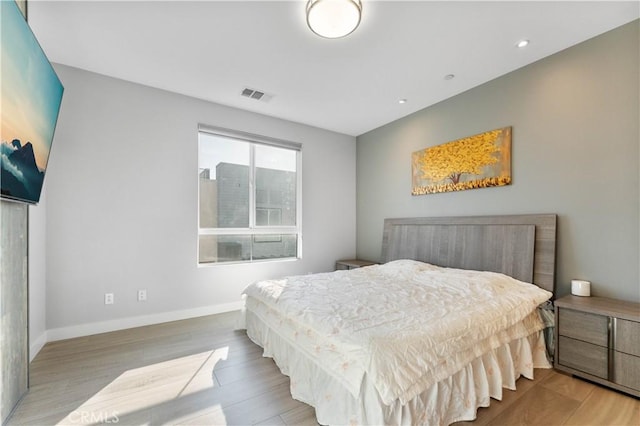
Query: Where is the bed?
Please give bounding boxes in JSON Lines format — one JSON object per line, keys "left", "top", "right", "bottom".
{"left": 239, "top": 214, "right": 557, "bottom": 425}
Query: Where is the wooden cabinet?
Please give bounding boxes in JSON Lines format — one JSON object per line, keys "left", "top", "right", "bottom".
{"left": 335, "top": 259, "right": 377, "bottom": 270}
{"left": 555, "top": 295, "right": 640, "bottom": 397}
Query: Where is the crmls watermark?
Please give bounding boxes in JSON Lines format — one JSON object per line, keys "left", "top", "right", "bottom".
{"left": 69, "top": 411, "right": 119, "bottom": 424}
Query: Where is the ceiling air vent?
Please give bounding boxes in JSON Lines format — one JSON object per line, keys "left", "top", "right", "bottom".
{"left": 241, "top": 87, "right": 272, "bottom": 102}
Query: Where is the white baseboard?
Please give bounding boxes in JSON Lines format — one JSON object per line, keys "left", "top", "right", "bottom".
{"left": 46, "top": 301, "right": 244, "bottom": 343}
{"left": 30, "top": 331, "right": 48, "bottom": 362}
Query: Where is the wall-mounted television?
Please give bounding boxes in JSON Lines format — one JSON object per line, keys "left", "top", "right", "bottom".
{"left": 1, "top": 0, "right": 64, "bottom": 205}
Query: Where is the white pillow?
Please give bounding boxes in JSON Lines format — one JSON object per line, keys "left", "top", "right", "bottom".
{"left": 380, "top": 259, "right": 440, "bottom": 273}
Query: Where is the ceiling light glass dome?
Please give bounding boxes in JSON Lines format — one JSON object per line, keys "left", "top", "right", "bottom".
{"left": 306, "top": 0, "right": 362, "bottom": 39}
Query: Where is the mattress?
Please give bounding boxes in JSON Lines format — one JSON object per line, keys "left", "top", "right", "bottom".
{"left": 239, "top": 260, "right": 552, "bottom": 425}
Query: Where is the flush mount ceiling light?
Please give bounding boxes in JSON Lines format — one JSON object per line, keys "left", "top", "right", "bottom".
{"left": 516, "top": 39, "right": 530, "bottom": 48}
{"left": 306, "top": 0, "right": 362, "bottom": 39}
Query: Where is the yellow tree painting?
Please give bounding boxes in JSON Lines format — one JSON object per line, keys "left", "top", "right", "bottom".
{"left": 412, "top": 127, "right": 511, "bottom": 195}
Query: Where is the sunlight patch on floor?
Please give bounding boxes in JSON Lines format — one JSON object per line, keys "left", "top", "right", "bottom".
{"left": 58, "top": 347, "right": 229, "bottom": 425}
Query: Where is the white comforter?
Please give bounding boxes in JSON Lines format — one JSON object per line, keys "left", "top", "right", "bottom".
{"left": 242, "top": 260, "right": 552, "bottom": 406}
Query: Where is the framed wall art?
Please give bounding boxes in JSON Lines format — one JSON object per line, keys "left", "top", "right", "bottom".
{"left": 1, "top": 0, "right": 64, "bottom": 204}
{"left": 412, "top": 127, "right": 512, "bottom": 195}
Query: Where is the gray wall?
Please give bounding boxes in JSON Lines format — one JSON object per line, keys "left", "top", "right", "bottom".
{"left": 46, "top": 65, "right": 356, "bottom": 335}
{"left": 28, "top": 196, "right": 47, "bottom": 359}
{"left": 356, "top": 21, "right": 639, "bottom": 301}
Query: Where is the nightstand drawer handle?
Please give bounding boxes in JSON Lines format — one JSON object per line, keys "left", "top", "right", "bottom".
{"left": 608, "top": 316, "right": 617, "bottom": 382}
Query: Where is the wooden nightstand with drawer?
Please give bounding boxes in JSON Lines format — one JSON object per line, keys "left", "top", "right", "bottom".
{"left": 555, "top": 295, "right": 640, "bottom": 397}
{"left": 335, "top": 259, "right": 377, "bottom": 270}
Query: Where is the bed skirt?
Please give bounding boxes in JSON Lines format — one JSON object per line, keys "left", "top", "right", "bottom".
{"left": 244, "top": 308, "right": 551, "bottom": 426}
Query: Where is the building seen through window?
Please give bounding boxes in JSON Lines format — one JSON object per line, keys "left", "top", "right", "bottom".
{"left": 198, "top": 128, "right": 301, "bottom": 264}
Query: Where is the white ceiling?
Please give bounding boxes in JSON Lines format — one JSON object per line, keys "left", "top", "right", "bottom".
{"left": 29, "top": 1, "right": 639, "bottom": 136}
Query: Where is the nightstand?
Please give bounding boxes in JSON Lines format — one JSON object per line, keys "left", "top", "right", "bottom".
{"left": 555, "top": 295, "right": 640, "bottom": 397}
{"left": 335, "top": 259, "right": 377, "bottom": 270}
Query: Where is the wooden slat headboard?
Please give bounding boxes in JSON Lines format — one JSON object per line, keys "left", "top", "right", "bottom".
{"left": 381, "top": 214, "right": 557, "bottom": 294}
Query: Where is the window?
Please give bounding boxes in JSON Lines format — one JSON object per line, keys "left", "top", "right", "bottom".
{"left": 198, "top": 125, "right": 301, "bottom": 264}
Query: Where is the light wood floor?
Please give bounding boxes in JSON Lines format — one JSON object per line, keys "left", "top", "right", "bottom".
{"left": 8, "top": 311, "right": 639, "bottom": 426}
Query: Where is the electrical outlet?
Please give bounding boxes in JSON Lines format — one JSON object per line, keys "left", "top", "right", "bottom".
{"left": 137, "top": 289, "right": 147, "bottom": 302}
{"left": 105, "top": 293, "right": 114, "bottom": 305}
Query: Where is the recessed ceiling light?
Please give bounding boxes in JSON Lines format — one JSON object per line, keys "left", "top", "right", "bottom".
{"left": 516, "top": 39, "right": 530, "bottom": 48}
{"left": 444, "top": 74, "right": 455, "bottom": 80}
{"left": 398, "top": 99, "right": 407, "bottom": 104}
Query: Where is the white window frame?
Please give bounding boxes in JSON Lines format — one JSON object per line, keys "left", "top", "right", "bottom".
{"left": 197, "top": 124, "right": 302, "bottom": 264}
